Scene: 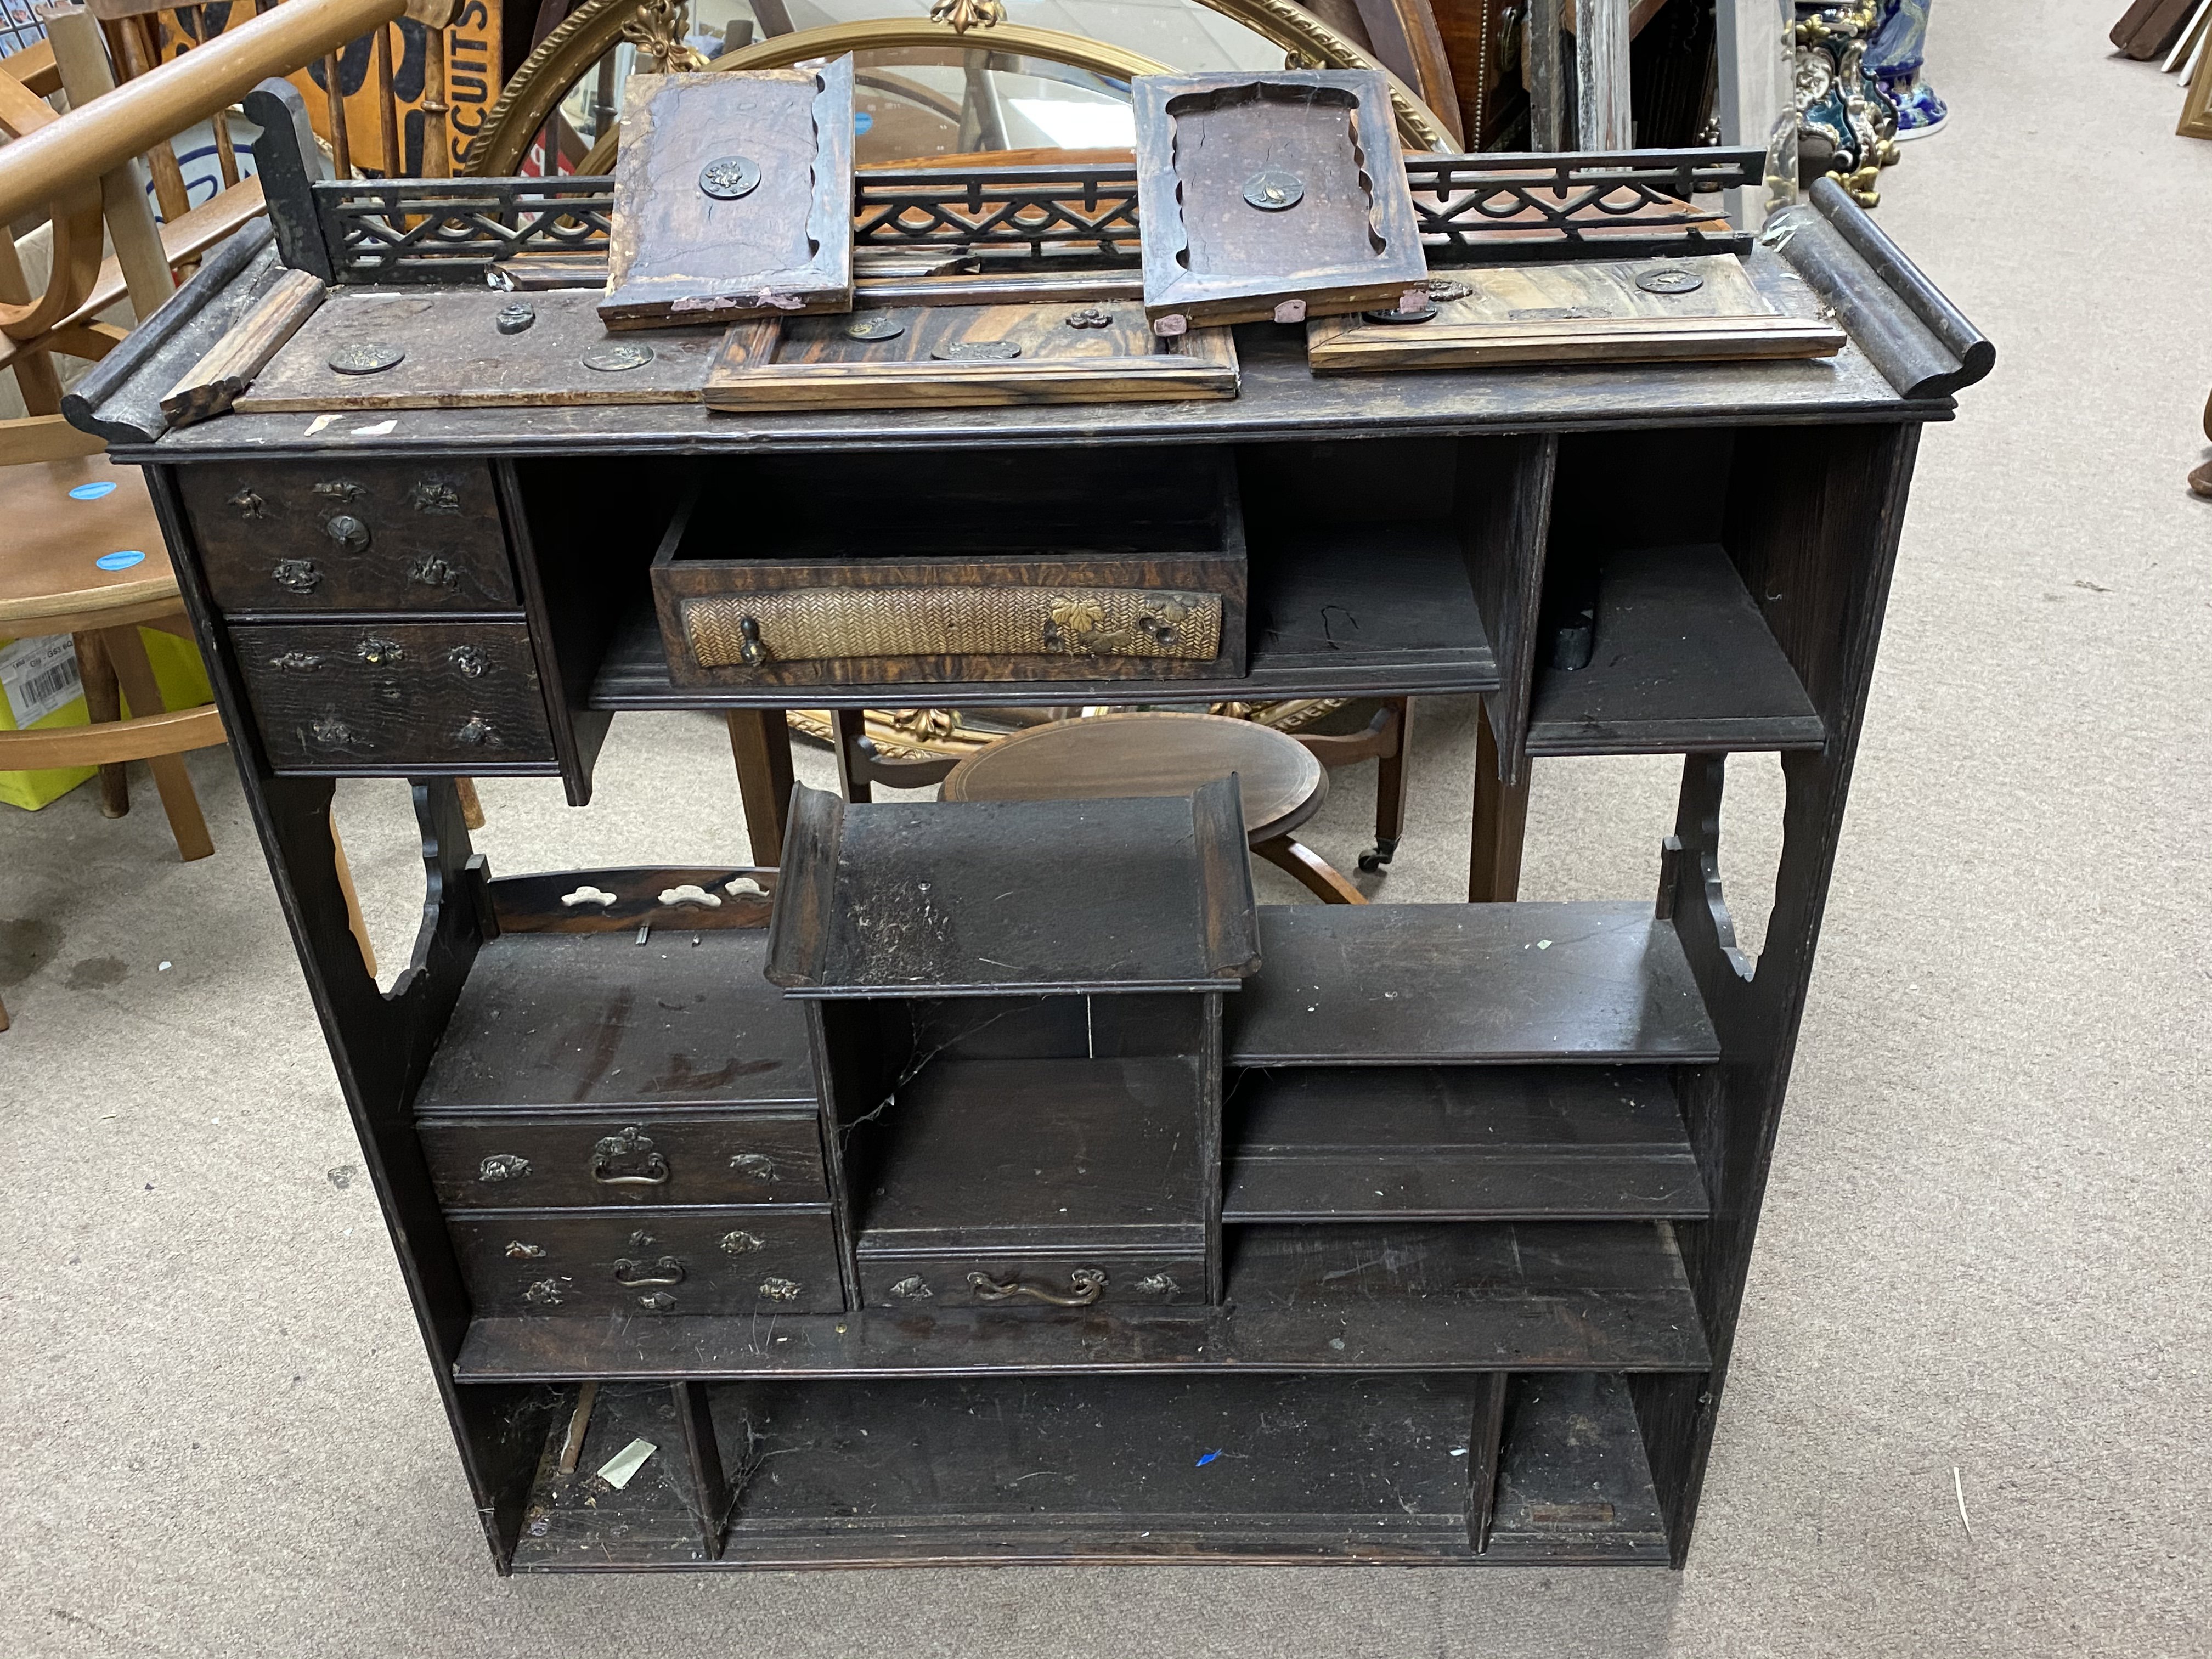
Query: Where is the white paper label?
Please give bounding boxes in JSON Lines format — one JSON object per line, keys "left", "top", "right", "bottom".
{"left": 0, "top": 634, "right": 83, "bottom": 728}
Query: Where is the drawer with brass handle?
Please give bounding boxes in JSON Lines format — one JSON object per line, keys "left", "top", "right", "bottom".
{"left": 183, "top": 459, "right": 515, "bottom": 613}
{"left": 648, "top": 447, "right": 1245, "bottom": 687}
{"left": 233, "top": 619, "right": 556, "bottom": 774}
{"left": 447, "top": 1207, "right": 844, "bottom": 1316}
{"left": 420, "top": 1113, "right": 827, "bottom": 1209}
{"left": 854, "top": 1248, "right": 1207, "bottom": 1310}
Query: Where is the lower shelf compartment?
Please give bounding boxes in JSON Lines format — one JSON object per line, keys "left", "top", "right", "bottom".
{"left": 507, "top": 1369, "right": 1673, "bottom": 1570}
{"left": 458, "top": 1220, "right": 1711, "bottom": 1379}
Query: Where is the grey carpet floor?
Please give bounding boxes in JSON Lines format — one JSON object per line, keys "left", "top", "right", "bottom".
{"left": 4, "top": 10, "right": 2209, "bottom": 1656}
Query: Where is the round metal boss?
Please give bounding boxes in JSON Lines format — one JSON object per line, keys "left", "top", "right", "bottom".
{"left": 1242, "top": 168, "right": 1304, "bottom": 212}
{"left": 329, "top": 342, "right": 405, "bottom": 375}
{"left": 494, "top": 302, "right": 537, "bottom": 335}
{"left": 845, "top": 315, "right": 905, "bottom": 342}
{"left": 582, "top": 342, "right": 656, "bottom": 373}
{"left": 1362, "top": 302, "right": 1438, "bottom": 325}
{"left": 1635, "top": 267, "right": 1704, "bottom": 294}
{"left": 932, "top": 340, "right": 1022, "bottom": 362}
{"left": 698, "top": 155, "right": 762, "bottom": 200}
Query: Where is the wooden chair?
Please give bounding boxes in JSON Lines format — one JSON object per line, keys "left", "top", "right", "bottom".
{"left": 938, "top": 710, "right": 1370, "bottom": 904}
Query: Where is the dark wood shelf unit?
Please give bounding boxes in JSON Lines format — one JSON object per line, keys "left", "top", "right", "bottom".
{"left": 1223, "top": 1065, "right": 1709, "bottom": 1223}
{"left": 1525, "top": 541, "right": 1825, "bottom": 758}
{"left": 455, "top": 1219, "right": 1711, "bottom": 1380}
{"left": 510, "top": 1368, "right": 1669, "bottom": 1570}
{"left": 1227, "top": 902, "right": 1720, "bottom": 1067}
{"left": 126, "top": 170, "right": 1983, "bottom": 1568}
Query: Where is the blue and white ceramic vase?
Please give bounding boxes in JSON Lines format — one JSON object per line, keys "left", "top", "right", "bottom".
{"left": 1866, "top": 0, "right": 1948, "bottom": 138}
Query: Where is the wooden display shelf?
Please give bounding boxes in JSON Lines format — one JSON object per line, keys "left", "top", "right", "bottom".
{"left": 455, "top": 1220, "right": 1711, "bottom": 1380}
{"left": 1227, "top": 904, "right": 1720, "bottom": 1066}
{"left": 1223, "top": 1065, "right": 1709, "bottom": 1223}
{"left": 506, "top": 1369, "right": 1670, "bottom": 1570}
{"left": 1525, "top": 541, "right": 1824, "bottom": 757}
{"left": 589, "top": 523, "right": 1500, "bottom": 710}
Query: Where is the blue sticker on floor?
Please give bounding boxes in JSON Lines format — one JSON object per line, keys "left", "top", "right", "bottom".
{"left": 95, "top": 550, "right": 146, "bottom": 571}
{"left": 1195, "top": 1450, "right": 1221, "bottom": 1467}
{"left": 69, "top": 481, "right": 117, "bottom": 500}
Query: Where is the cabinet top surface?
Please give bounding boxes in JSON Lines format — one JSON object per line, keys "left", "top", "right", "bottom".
{"left": 130, "top": 250, "right": 1947, "bottom": 465}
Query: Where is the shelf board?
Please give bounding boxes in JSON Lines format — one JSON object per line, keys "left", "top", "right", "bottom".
{"left": 1525, "top": 541, "right": 1824, "bottom": 757}
{"left": 505, "top": 1370, "right": 1673, "bottom": 1570}
{"left": 768, "top": 786, "right": 1259, "bottom": 996}
{"left": 1226, "top": 903, "right": 1720, "bottom": 1066}
{"left": 411, "top": 928, "right": 815, "bottom": 1113}
{"left": 588, "top": 524, "right": 1498, "bottom": 710}
{"left": 456, "top": 1220, "right": 1710, "bottom": 1380}
{"left": 858, "top": 1056, "right": 1205, "bottom": 1251}
{"left": 1224, "top": 1065, "right": 1708, "bottom": 1223}
{"left": 1486, "top": 1372, "right": 1671, "bottom": 1564}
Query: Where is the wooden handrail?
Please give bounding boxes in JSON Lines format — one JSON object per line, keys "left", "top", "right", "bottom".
{"left": 0, "top": 0, "right": 406, "bottom": 229}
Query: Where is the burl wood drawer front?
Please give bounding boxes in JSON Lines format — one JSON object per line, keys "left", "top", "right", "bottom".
{"left": 451, "top": 1209, "right": 844, "bottom": 1316}
{"left": 233, "top": 619, "right": 555, "bottom": 772}
{"left": 855, "top": 1249, "right": 1207, "bottom": 1310}
{"left": 183, "top": 460, "right": 515, "bottom": 612}
{"left": 421, "top": 1114, "right": 827, "bottom": 1209}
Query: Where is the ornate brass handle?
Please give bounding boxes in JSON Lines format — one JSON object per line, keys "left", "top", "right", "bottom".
{"left": 591, "top": 1127, "right": 667, "bottom": 1185}
{"left": 967, "top": 1267, "right": 1106, "bottom": 1306}
{"left": 612, "top": 1255, "right": 686, "bottom": 1286}
{"left": 325, "top": 512, "right": 370, "bottom": 550}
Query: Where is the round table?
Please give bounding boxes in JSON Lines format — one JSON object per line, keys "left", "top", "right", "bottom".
{"left": 940, "top": 711, "right": 1365, "bottom": 903}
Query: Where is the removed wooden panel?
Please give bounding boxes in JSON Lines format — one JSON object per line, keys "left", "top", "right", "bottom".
{"left": 1227, "top": 902, "right": 1719, "bottom": 1065}
{"left": 600, "top": 62, "right": 855, "bottom": 330}
{"left": 458, "top": 1220, "right": 1712, "bottom": 1379}
{"left": 1223, "top": 1065, "right": 1708, "bottom": 1222}
{"left": 1524, "top": 541, "right": 1825, "bottom": 757}
{"left": 703, "top": 302, "right": 1236, "bottom": 411}
{"left": 234, "top": 289, "right": 724, "bottom": 412}
{"left": 1307, "top": 255, "right": 1846, "bottom": 373}
{"left": 1135, "top": 69, "right": 1427, "bottom": 330}
{"left": 161, "top": 268, "right": 326, "bottom": 427}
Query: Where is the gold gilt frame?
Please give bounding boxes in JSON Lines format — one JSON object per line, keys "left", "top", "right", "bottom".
{"left": 461, "top": 1, "right": 1454, "bottom": 177}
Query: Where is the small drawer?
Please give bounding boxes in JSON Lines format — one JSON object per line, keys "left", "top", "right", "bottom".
{"left": 855, "top": 1248, "right": 1206, "bottom": 1310}
{"left": 233, "top": 619, "right": 555, "bottom": 772}
{"left": 451, "top": 1208, "right": 843, "bottom": 1316}
{"left": 421, "top": 1113, "right": 827, "bottom": 1208}
{"left": 649, "top": 447, "right": 1245, "bottom": 688}
{"left": 183, "top": 459, "right": 514, "bottom": 612}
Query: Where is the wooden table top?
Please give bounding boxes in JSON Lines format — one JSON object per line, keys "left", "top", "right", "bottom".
{"left": 940, "top": 711, "right": 1325, "bottom": 845}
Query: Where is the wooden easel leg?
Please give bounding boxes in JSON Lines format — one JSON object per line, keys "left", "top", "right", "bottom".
{"left": 831, "top": 707, "right": 872, "bottom": 804}
{"left": 1255, "top": 836, "right": 1369, "bottom": 904}
{"left": 725, "top": 709, "right": 794, "bottom": 867}
{"left": 1469, "top": 701, "right": 1528, "bottom": 903}
{"left": 97, "top": 624, "right": 212, "bottom": 862}
{"left": 331, "top": 820, "right": 377, "bottom": 979}
{"left": 72, "top": 630, "right": 130, "bottom": 817}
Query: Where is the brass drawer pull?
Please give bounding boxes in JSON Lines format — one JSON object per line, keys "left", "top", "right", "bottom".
{"left": 612, "top": 1255, "right": 686, "bottom": 1286}
{"left": 736, "top": 616, "right": 767, "bottom": 667}
{"left": 271, "top": 558, "right": 321, "bottom": 593}
{"left": 325, "top": 512, "right": 370, "bottom": 550}
{"left": 591, "top": 1127, "right": 667, "bottom": 1185}
{"left": 967, "top": 1267, "right": 1106, "bottom": 1306}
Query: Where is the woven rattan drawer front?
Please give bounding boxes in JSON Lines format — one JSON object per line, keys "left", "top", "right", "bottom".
{"left": 647, "top": 447, "right": 1246, "bottom": 688}
{"left": 683, "top": 585, "right": 1223, "bottom": 669}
